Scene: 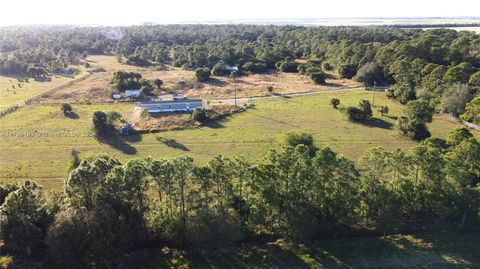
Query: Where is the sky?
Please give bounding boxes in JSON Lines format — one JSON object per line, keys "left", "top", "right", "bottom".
{"left": 0, "top": 0, "right": 479, "bottom": 26}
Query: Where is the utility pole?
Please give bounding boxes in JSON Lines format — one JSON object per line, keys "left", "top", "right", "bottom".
{"left": 231, "top": 71, "right": 237, "bottom": 108}
{"left": 372, "top": 81, "right": 377, "bottom": 107}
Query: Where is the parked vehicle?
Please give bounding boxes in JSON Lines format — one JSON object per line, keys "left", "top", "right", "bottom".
{"left": 173, "top": 94, "right": 187, "bottom": 100}
{"left": 120, "top": 123, "right": 134, "bottom": 135}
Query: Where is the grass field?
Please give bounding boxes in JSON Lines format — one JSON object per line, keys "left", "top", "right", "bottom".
{"left": 127, "top": 231, "right": 480, "bottom": 268}
{"left": 1, "top": 90, "right": 476, "bottom": 189}
{"left": 0, "top": 73, "right": 87, "bottom": 110}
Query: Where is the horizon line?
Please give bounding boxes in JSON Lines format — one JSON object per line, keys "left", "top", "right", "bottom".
{"left": 1, "top": 16, "right": 480, "bottom": 28}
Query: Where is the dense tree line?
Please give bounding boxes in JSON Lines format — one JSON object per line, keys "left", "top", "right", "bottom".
{"left": 0, "top": 26, "right": 114, "bottom": 75}
{"left": 1, "top": 128, "right": 479, "bottom": 267}
{"left": 2, "top": 25, "right": 479, "bottom": 118}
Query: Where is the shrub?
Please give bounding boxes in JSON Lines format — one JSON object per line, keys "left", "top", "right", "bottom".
{"left": 140, "top": 108, "right": 149, "bottom": 121}
{"left": 230, "top": 70, "right": 241, "bottom": 78}
{"left": 460, "top": 96, "right": 480, "bottom": 124}
{"left": 307, "top": 57, "right": 323, "bottom": 65}
{"left": 443, "top": 62, "right": 473, "bottom": 84}
{"left": 153, "top": 79, "right": 163, "bottom": 89}
{"left": 309, "top": 72, "right": 327, "bottom": 85}
{"left": 211, "top": 61, "right": 228, "bottom": 76}
{"left": 393, "top": 83, "right": 417, "bottom": 104}
{"left": 397, "top": 116, "right": 431, "bottom": 141}
{"left": 305, "top": 66, "right": 322, "bottom": 75}
{"left": 322, "top": 62, "right": 333, "bottom": 71}
{"left": 354, "top": 62, "right": 385, "bottom": 86}
{"left": 46, "top": 207, "right": 133, "bottom": 268}
{"left": 468, "top": 71, "right": 480, "bottom": 87}
{"left": 187, "top": 208, "right": 243, "bottom": 253}
{"left": 278, "top": 131, "right": 317, "bottom": 154}
{"left": 378, "top": 105, "right": 389, "bottom": 116}
{"left": 441, "top": 83, "right": 473, "bottom": 117}
{"left": 92, "top": 66, "right": 106, "bottom": 72}
{"left": 267, "top": 85, "right": 274, "bottom": 94}
{"left": 278, "top": 205, "right": 319, "bottom": 243}
{"left": 386, "top": 88, "right": 396, "bottom": 99}
{"left": 147, "top": 204, "right": 186, "bottom": 246}
{"left": 194, "top": 68, "right": 211, "bottom": 82}
{"left": 1, "top": 181, "right": 48, "bottom": 254}
{"left": 0, "top": 184, "right": 19, "bottom": 205}
{"left": 447, "top": 127, "right": 473, "bottom": 146}
{"left": 178, "top": 80, "right": 186, "bottom": 87}
{"left": 358, "top": 100, "right": 373, "bottom": 120}
{"left": 345, "top": 100, "right": 372, "bottom": 121}
{"left": 106, "top": 111, "right": 123, "bottom": 126}
{"left": 330, "top": 98, "right": 340, "bottom": 109}
{"left": 92, "top": 111, "right": 108, "bottom": 134}
{"left": 279, "top": 132, "right": 313, "bottom": 147}
{"left": 140, "top": 85, "right": 152, "bottom": 97}
{"left": 397, "top": 100, "right": 434, "bottom": 141}
{"left": 278, "top": 61, "right": 298, "bottom": 73}
{"left": 110, "top": 71, "right": 142, "bottom": 92}
{"left": 68, "top": 148, "right": 81, "bottom": 171}
{"left": 346, "top": 106, "right": 365, "bottom": 121}
{"left": 242, "top": 62, "right": 267, "bottom": 73}
{"left": 405, "top": 100, "right": 434, "bottom": 123}
{"left": 192, "top": 108, "right": 207, "bottom": 122}
{"left": 337, "top": 64, "right": 357, "bottom": 79}
{"left": 297, "top": 64, "right": 307, "bottom": 74}
{"left": 61, "top": 103, "right": 72, "bottom": 114}
{"left": 126, "top": 55, "right": 150, "bottom": 66}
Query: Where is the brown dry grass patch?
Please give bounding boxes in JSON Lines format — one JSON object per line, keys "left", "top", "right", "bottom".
{"left": 34, "top": 55, "right": 362, "bottom": 104}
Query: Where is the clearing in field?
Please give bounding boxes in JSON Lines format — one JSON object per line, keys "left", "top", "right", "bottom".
{"left": 32, "top": 55, "right": 362, "bottom": 104}
{"left": 1, "top": 90, "right": 476, "bottom": 189}
{"left": 0, "top": 70, "right": 87, "bottom": 110}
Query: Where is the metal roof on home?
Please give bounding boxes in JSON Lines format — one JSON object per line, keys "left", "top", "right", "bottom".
{"left": 138, "top": 99, "right": 203, "bottom": 113}
{"left": 225, "top": 65, "right": 238, "bottom": 71}
{"left": 125, "top": 90, "right": 141, "bottom": 97}
{"left": 140, "top": 99, "right": 203, "bottom": 105}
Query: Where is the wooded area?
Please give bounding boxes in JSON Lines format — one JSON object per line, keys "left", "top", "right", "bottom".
{"left": 1, "top": 24, "right": 480, "bottom": 268}
{"left": 1, "top": 127, "right": 479, "bottom": 267}
{"left": 1, "top": 25, "right": 479, "bottom": 123}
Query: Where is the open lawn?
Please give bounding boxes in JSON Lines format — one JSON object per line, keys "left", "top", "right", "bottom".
{"left": 32, "top": 55, "right": 362, "bottom": 104}
{"left": 0, "top": 71, "right": 87, "bottom": 110}
{"left": 123, "top": 231, "right": 480, "bottom": 269}
{"left": 1, "top": 90, "right": 477, "bottom": 189}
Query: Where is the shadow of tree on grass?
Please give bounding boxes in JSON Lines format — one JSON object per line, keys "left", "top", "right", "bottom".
{"left": 95, "top": 131, "right": 137, "bottom": 155}
{"left": 358, "top": 117, "right": 394, "bottom": 129}
{"left": 156, "top": 136, "right": 189, "bottom": 151}
{"left": 204, "top": 78, "right": 228, "bottom": 87}
{"left": 64, "top": 112, "right": 80, "bottom": 119}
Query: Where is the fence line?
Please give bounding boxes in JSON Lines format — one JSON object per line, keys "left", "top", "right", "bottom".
{"left": 441, "top": 112, "right": 479, "bottom": 131}
{"left": 0, "top": 74, "right": 90, "bottom": 118}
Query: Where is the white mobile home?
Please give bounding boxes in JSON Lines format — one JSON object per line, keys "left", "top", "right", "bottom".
{"left": 139, "top": 99, "right": 203, "bottom": 113}
{"left": 125, "top": 90, "right": 141, "bottom": 98}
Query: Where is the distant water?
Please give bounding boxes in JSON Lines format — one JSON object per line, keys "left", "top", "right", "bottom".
{"left": 169, "top": 17, "right": 480, "bottom": 26}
